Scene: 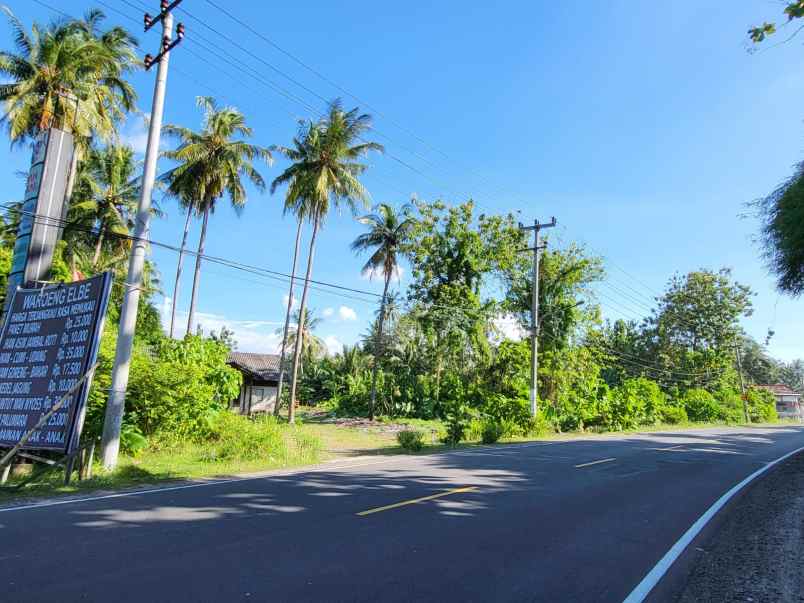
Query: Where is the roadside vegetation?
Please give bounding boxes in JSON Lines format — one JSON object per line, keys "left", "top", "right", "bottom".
{"left": 0, "top": 7, "right": 802, "bottom": 500}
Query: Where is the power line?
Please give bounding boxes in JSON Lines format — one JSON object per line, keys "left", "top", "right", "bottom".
{"left": 0, "top": 203, "right": 384, "bottom": 300}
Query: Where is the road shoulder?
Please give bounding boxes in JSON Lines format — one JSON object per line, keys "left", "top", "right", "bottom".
{"left": 649, "top": 449, "right": 804, "bottom": 602}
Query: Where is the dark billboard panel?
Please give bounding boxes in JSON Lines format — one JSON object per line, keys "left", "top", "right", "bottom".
{"left": 0, "top": 273, "right": 112, "bottom": 453}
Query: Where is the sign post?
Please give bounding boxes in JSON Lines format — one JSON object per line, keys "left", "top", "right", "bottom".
{"left": 0, "top": 273, "right": 112, "bottom": 476}
{"left": 4, "top": 128, "right": 75, "bottom": 315}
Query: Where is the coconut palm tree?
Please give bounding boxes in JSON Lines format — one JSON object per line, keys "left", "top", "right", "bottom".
{"left": 162, "top": 96, "right": 272, "bottom": 336}
{"left": 276, "top": 308, "right": 326, "bottom": 364}
{"left": 351, "top": 203, "right": 415, "bottom": 419}
{"left": 274, "top": 218, "right": 303, "bottom": 416}
{"left": 69, "top": 144, "right": 140, "bottom": 267}
{"left": 0, "top": 8, "right": 137, "bottom": 145}
{"left": 271, "top": 100, "right": 383, "bottom": 423}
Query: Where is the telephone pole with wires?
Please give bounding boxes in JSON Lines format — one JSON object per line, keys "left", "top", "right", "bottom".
{"left": 519, "top": 217, "right": 557, "bottom": 416}
{"left": 101, "top": 0, "right": 185, "bottom": 470}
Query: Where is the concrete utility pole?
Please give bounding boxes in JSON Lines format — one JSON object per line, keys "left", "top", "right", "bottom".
{"left": 101, "top": 1, "right": 184, "bottom": 469}
{"left": 519, "top": 217, "right": 557, "bottom": 416}
{"left": 735, "top": 345, "right": 749, "bottom": 423}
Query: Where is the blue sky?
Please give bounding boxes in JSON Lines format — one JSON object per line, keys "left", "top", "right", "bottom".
{"left": 4, "top": 1, "right": 804, "bottom": 360}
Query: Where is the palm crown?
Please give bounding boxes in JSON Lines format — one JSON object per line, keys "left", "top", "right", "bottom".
{"left": 0, "top": 8, "right": 138, "bottom": 146}
{"left": 271, "top": 99, "right": 384, "bottom": 224}
{"left": 162, "top": 96, "right": 273, "bottom": 215}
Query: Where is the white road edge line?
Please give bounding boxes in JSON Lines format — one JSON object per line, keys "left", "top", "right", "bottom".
{"left": 622, "top": 444, "right": 804, "bottom": 603}
{"left": 575, "top": 457, "right": 616, "bottom": 468}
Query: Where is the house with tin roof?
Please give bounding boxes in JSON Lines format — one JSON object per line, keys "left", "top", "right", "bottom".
{"left": 227, "top": 352, "right": 282, "bottom": 414}
{"left": 756, "top": 384, "right": 803, "bottom": 421}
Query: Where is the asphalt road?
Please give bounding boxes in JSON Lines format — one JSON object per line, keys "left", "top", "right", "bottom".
{"left": 1, "top": 425, "right": 803, "bottom": 603}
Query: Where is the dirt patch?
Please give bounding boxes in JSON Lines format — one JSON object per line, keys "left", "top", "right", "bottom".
{"left": 678, "top": 451, "right": 804, "bottom": 602}
{"left": 301, "top": 410, "right": 432, "bottom": 434}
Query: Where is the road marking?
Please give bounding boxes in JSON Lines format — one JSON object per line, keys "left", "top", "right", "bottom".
{"left": 356, "top": 486, "right": 477, "bottom": 516}
{"left": 575, "top": 457, "right": 616, "bottom": 468}
{"left": 623, "top": 444, "right": 804, "bottom": 603}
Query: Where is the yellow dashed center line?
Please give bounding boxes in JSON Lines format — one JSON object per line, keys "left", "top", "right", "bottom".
{"left": 356, "top": 486, "right": 477, "bottom": 516}
{"left": 575, "top": 457, "right": 616, "bottom": 468}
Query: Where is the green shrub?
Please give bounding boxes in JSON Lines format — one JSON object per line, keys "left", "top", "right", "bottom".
{"left": 660, "top": 405, "right": 688, "bottom": 425}
{"left": 481, "top": 422, "right": 504, "bottom": 444}
{"left": 466, "top": 418, "right": 485, "bottom": 441}
{"left": 397, "top": 429, "right": 425, "bottom": 451}
{"left": 481, "top": 392, "right": 532, "bottom": 432}
{"left": 120, "top": 423, "right": 148, "bottom": 456}
{"left": 524, "top": 412, "right": 552, "bottom": 437}
{"left": 745, "top": 387, "right": 778, "bottom": 423}
{"left": 683, "top": 389, "right": 723, "bottom": 422}
{"left": 202, "top": 412, "right": 299, "bottom": 463}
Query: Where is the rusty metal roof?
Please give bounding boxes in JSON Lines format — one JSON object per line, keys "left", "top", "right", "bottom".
{"left": 756, "top": 384, "right": 801, "bottom": 397}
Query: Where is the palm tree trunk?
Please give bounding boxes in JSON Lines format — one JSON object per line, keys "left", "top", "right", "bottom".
{"left": 275, "top": 219, "right": 303, "bottom": 417}
{"left": 288, "top": 212, "right": 320, "bottom": 425}
{"left": 368, "top": 272, "right": 391, "bottom": 420}
{"left": 186, "top": 204, "right": 210, "bottom": 337}
{"left": 92, "top": 221, "right": 106, "bottom": 267}
{"left": 170, "top": 205, "right": 194, "bottom": 339}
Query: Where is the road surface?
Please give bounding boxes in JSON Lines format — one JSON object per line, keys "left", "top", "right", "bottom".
{"left": 1, "top": 425, "right": 803, "bottom": 602}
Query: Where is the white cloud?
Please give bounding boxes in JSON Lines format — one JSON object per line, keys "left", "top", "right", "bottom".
{"left": 338, "top": 306, "right": 357, "bottom": 321}
{"left": 281, "top": 293, "right": 297, "bottom": 310}
{"left": 324, "top": 335, "right": 343, "bottom": 356}
{"left": 361, "top": 265, "right": 405, "bottom": 282}
{"left": 161, "top": 297, "right": 284, "bottom": 353}
{"left": 322, "top": 307, "right": 334, "bottom": 318}
{"left": 491, "top": 314, "right": 528, "bottom": 344}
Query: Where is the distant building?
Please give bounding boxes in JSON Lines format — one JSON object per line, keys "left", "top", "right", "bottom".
{"left": 756, "top": 384, "right": 803, "bottom": 421}
{"left": 227, "top": 352, "right": 282, "bottom": 414}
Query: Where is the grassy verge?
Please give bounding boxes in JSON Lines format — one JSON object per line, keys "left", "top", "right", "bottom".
{"left": 2, "top": 411, "right": 799, "bottom": 505}
{"left": 0, "top": 420, "right": 321, "bottom": 504}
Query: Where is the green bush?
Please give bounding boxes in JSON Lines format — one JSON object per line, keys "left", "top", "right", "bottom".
{"left": 120, "top": 423, "right": 148, "bottom": 456}
{"left": 442, "top": 404, "right": 470, "bottom": 445}
{"left": 397, "top": 430, "right": 425, "bottom": 451}
{"left": 660, "top": 405, "right": 688, "bottom": 425}
{"left": 202, "top": 412, "right": 287, "bottom": 462}
{"left": 683, "top": 389, "right": 723, "bottom": 422}
{"left": 481, "top": 392, "right": 532, "bottom": 432}
{"left": 524, "top": 412, "right": 552, "bottom": 437}
{"left": 481, "top": 422, "right": 504, "bottom": 444}
{"left": 745, "top": 387, "right": 778, "bottom": 423}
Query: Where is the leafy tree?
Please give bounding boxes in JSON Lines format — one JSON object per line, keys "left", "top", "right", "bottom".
{"left": 751, "top": 163, "right": 804, "bottom": 296}
{"left": 404, "top": 200, "right": 496, "bottom": 402}
{"left": 749, "top": 2, "right": 804, "bottom": 44}
{"left": 638, "top": 269, "right": 753, "bottom": 389}
{"left": 351, "top": 202, "right": 414, "bottom": 418}
{"left": 748, "top": 5, "right": 804, "bottom": 296}
{"left": 163, "top": 96, "right": 272, "bottom": 335}
{"left": 502, "top": 241, "right": 603, "bottom": 353}
{"left": 271, "top": 99, "right": 382, "bottom": 423}
{"left": 737, "top": 335, "right": 782, "bottom": 386}
{"left": 780, "top": 359, "right": 804, "bottom": 393}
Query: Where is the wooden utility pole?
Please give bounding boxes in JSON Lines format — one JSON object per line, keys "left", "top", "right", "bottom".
{"left": 519, "top": 217, "right": 556, "bottom": 416}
